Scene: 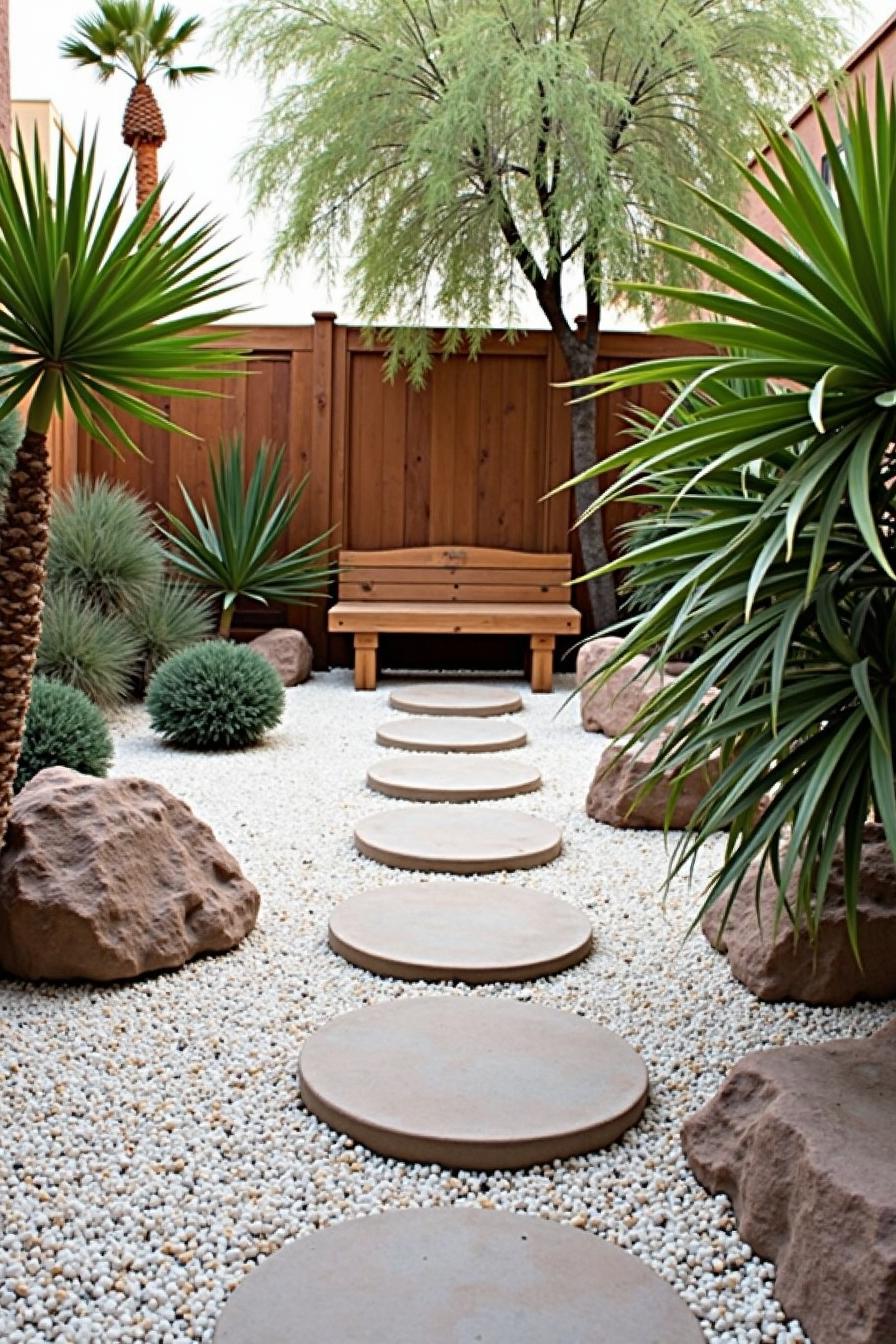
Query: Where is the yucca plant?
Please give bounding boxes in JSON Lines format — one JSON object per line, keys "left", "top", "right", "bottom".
{"left": 0, "top": 125, "right": 242, "bottom": 845}
{"left": 158, "top": 436, "right": 338, "bottom": 636}
{"left": 566, "top": 74, "right": 896, "bottom": 951}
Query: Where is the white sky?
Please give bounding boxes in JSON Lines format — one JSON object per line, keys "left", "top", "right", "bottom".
{"left": 10, "top": 0, "right": 895, "bottom": 328}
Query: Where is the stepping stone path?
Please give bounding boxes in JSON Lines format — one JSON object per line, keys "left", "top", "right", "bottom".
{"left": 224, "top": 682, "right": 687, "bottom": 1336}
{"left": 376, "top": 715, "right": 527, "bottom": 753}
{"left": 214, "top": 1206, "right": 705, "bottom": 1343}
{"left": 328, "top": 881, "right": 592, "bottom": 982}
{"left": 366, "top": 754, "right": 541, "bottom": 802}
{"left": 354, "top": 806, "right": 562, "bottom": 873}
{"left": 299, "top": 997, "right": 649, "bottom": 1168}
{"left": 389, "top": 682, "right": 523, "bottom": 716}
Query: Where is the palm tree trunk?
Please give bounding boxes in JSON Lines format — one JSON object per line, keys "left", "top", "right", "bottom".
{"left": 134, "top": 140, "right": 160, "bottom": 225}
{"left": 0, "top": 429, "right": 51, "bottom": 845}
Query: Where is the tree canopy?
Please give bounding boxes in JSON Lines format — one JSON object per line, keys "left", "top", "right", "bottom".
{"left": 222, "top": 0, "right": 851, "bottom": 378}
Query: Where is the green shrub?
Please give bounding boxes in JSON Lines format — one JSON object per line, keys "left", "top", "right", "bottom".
{"left": 126, "top": 579, "right": 215, "bottom": 689}
{"left": 37, "top": 585, "right": 141, "bottom": 707}
{"left": 48, "top": 476, "right": 163, "bottom": 613}
{"left": 15, "top": 676, "right": 113, "bottom": 793}
{"left": 146, "top": 640, "right": 285, "bottom": 750}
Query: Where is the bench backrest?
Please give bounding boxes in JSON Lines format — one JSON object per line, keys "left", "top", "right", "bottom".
{"left": 337, "top": 546, "right": 573, "bottom": 604}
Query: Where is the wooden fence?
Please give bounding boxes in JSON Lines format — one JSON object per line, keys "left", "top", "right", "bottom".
{"left": 68, "top": 317, "right": 685, "bottom": 668}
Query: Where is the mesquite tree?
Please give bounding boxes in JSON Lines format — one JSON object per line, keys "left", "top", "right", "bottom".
{"left": 221, "top": 0, "right": 847, "bottom": 626}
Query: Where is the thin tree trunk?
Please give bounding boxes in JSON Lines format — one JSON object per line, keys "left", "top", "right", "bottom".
{"left": 0, "top": 429, "right": 51, "bottom": 845}
{"left": 135, "top": 140, "right": 160, "bottom": 225}
{"left": 559, "top": 335, "right": 618, "bottom": 631}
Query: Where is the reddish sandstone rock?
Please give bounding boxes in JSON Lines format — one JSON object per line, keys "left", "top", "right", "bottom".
{"left": 682, "top": 1021, "right": 896, "bottom": 1344}
{"left": 703, "top": 826, "right": 896, "bottom": 1005}
{"left": 586, "top": 735, "right": 721, "bottom": 830}
{"left": 576, "top": 637, "right": 684, "bottom": 736}
{"left": 249, "top": 628, "right": 313, "bottom": 686}
{"left": 576, "top": 638, "right": 668, "bottom": 736}
{"left": 0, "top": 768, "right": 260, "bottom": 981}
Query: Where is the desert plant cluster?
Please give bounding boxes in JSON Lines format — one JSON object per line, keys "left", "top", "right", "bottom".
{"left": 1, "top": 4, "right": 894, "bottom": 1344}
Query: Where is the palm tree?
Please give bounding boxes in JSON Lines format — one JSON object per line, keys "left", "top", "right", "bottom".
{"left": 61, "top": 2, "right": 212, "bottom": 224}
{"left": 0, "top": 125, "right": 242, "bottom": 847}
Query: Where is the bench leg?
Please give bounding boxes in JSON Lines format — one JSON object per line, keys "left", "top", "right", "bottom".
{"left": 354, "top": 633, "right": 379, "bottom": 690}
{"left": 530, "top": 635, "right": 555, "bottom": 693}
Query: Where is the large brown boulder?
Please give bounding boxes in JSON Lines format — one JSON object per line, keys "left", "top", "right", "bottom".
{"left": 249, "top": 628, "right": 313, "bottom": 686}
{"left": 682, "top": 1021, "right": 896, "bottom": 1344}
{"left": 587, "top": 735, "right": 721, "bottom": 830}
{"left": 576, "top": 638, "right": 668, "bottom": 736}
{"left": 0, "top": 768, "right": 260, "bottom": 982}
{"left": 704, "top": 826, "right": 896, "bottom": 1005}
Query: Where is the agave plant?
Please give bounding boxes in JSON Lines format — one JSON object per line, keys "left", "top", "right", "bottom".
{"left": 0, "top": 125, "right": 241, "bottom": 844}
{"left": 158, "top": 436, "right": 338, "bottom": 636}
{"left": 565, "top": 74, "right": 896, "bottom": 950}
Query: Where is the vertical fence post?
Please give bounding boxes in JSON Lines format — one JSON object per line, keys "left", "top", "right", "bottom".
{"left": 307, "top": 311, "right": 337, "bottom": 666}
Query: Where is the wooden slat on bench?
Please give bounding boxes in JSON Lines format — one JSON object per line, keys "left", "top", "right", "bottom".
{"left": 340, "top": 547, "right": 571, "bottom": 571}
{"left": 329, "top": 600, "right": 580, "bottom": 635}
{"left": 339, "top": 582, "right": 570, "bottom": 603}
{"left": 341, "top": 566, "right": 568, "bottom": 589}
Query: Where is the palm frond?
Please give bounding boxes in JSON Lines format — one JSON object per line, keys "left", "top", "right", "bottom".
{"left": 0, "top": 124, "right": 245, "bottom": 449}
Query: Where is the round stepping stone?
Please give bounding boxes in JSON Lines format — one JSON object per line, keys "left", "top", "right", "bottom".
{"left": 299, "top": 997, "right": 648, "bottom": 1168}
{"left": 376, "top": 716, "right": 527, "bottom": 753}
{"left": 366, "top": 754, "right": 541, "bottom": 802}
{"left": 214, "top": 1207, "right": 704, "bottom": 1343}
{"left": 354, "top": 807, "right": 562, "bottom": 873}
{"left": 389, "top": 682, "right": 523, "bottom": 717}
{"left": 329, "top": 882, "right": 592, "bottom": 982}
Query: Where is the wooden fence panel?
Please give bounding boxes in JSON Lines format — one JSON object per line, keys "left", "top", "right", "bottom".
{"left": 74, "top": 320, "right": 698, "bottom": 666}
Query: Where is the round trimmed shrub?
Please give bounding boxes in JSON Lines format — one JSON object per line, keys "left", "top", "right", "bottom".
{"left": 48, "top": 476, "right": 163, "bottom": 614}
{"left": 146, "top": 641, "right": 285, "bottom": 750}
{"left": 15, "top": 676, "right": 113, "bottom": 793}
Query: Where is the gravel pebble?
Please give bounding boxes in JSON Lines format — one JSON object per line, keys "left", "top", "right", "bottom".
{"left": 0, "top": 670, "right": 889, "bottom": 1343}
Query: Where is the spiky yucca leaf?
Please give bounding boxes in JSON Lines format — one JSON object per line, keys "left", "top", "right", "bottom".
{"left": 0, "top": 124, "right": 243, "bottom": 448}
{"left": 565, "top": 74, "right": 896, "bottom": 951}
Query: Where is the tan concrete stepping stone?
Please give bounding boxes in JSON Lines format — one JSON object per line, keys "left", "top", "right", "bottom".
{"left": 299, "top": 997, "right": 648, "bottom": 1168}
{"left": 389, "top": 682, "right": 523, "bottom": 717}
{"left": 214, "top": 1206, "right": 703, "bottom": 1343}
{"left": 366, "top": 755, "right": 541, "bottom": 802}
{"left": 354, "top": 807, "right": 562, "bottom": 873}
{"left": 329, "top": 882, "right": 592, "bottom": 982}
{"left": 376, "top": 716, "right": 527, "bottom": 753}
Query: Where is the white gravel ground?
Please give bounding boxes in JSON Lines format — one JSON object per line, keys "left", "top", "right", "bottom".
{"left": 0, "top": 669, "right": 892, "bottom": 1344}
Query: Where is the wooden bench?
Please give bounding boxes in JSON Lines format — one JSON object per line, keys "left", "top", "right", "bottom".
{"left": 328, "top": 546, "right": 581, "bottom": 692}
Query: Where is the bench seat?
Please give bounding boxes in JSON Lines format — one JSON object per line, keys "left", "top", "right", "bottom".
{"left": 328, "top": 547, "right": 581, "bottom": 692}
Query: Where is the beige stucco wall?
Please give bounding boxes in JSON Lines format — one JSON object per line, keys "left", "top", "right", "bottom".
{"left": 743, "top": 15, "right": 896, "bottom": 261}
{"left": 0, "top": 0, "right": 10, "bottom": 152}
